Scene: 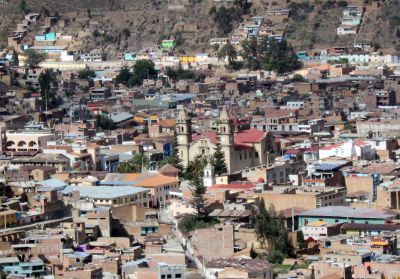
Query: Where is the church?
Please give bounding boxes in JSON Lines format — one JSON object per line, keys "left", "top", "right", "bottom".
{"left": 176, "top": 107, "right": 278, "bottom": 174}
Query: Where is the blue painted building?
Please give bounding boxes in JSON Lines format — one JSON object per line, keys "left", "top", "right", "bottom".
{"left": 298, "top": 206, "right": 397, "bottom": 228}
{"left": 35, "top": 32, "right": 57, "bottom": 41}
{"left": 124, "top": 52, "right": 137, "bottom": 61}
{"left": 0, "top": 257, "right": 44, "bottom": 277}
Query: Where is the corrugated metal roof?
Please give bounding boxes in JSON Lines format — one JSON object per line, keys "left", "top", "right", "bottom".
{"left": 209, "top": 209, "right": 251, "bottom": 218}
{"left": 66, "top": 186, "right": 149, "bottom": 199}
{"left": 298, "top": 206, "right": 396, "bottom": 220}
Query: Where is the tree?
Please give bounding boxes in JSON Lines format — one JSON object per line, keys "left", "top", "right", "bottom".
{"left": 41, "top": 6, "right": 50, "bottom": 17}
{"left": 241, "top": 36, "right": 259, "bottom": 70}
{"left": 254, "top": 198, "right": 273, "bottom": 249}
{"left": 78, "top": 68, "right": 96, "bottom": 80}
{"left": 218, "top": 42, "right": 237, "bottom": 66}
{"left": 39, "top": 69, "right": 58, "bottom": 111}
{"left": 258, "top": 38, "right": 300, "bottom": 74}
{"left": 240, "top": 37, "right": 300, "bottom": 73}
{"left": 178, "top": 215, "right": 219, "bottom": 233}
{"left": 328, "top": 58, "right": 349, "bottom": 65}
{"left": 190, "top": 172, "right": 207, "bottom": 218}
{"left": 292, "top": 74, "right": 305, "bottom": 82}
{"left": 184, "top": 155, "right": 208, "bottom": 180}
{"left": 165, "top": 67, "right": 179, "bottom": 81}
{"left": 115, "top": 66, "right": 131, "bottom": 85}
{"left": 373, "top": 42, "right": 381, "bottom": 51}
{"left": 337, "top": 0, "right": 348, "bottom": 7}
{"left": 210, "top": 5, "right": 238, "bottom": 35}
{"left": 92, "top": 29, "right": 101, "bottom": 37}
{"left": 297, "top": 230, "right": 308, "bottom": 249}
{"left": 253, "top": 198, "right": 294, "bottom": 263}
{"left": 122, "top": 28, "right": 131, "bottom": 38}
{"left": 117, "top": 153, "right": 149, "bottom": 173}
{"left": 24, "top": 49, "right": 47, "bottom": 68}
{"left": 96, "top": 114, "right": 116, "bottom": 131}
{"left": 211, "top": 138, "right": 228, "bottom": 175}
{"left": 165, "top": 65, "right": 195, "bottom": 82}
{"left": 234, "top": 0, "right": 252, "bottom": 14}
{"left": 157, "top": 131, "right": 183, "bottom": 174}
{"left": 20, "top": 0, "right": 29, "bottom": 14}
{"left": 12, "top": 51, "right": 19, "bottom": 67}
{"left": 129, "top": 59, "right": 157, "bottom": 87}
{"left": 173, "top": 31, "right": 184, "bottom": 47}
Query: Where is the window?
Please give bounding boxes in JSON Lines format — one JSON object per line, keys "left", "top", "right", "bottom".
{"left": 176, "top": 275, "right": 182, "bottom": 278}
{"left": 161, "top": 275, "right": 165, "bottom": 279}
{"left": 167, "top": 275, "right": 172, "bottom": 279}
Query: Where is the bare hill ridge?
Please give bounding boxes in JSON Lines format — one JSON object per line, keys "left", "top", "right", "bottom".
{"left": 0, "top": 0, "right": 399, "bottom": 56}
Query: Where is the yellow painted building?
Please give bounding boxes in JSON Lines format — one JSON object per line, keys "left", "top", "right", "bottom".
{"left": 0, "top": 210, "right": 17, "bottom": 227}
{"left": 179, "top": 56, "right": 197, "bottom": 63}
{"left": 133, "top": 113, "right": 159, "bottom": 125}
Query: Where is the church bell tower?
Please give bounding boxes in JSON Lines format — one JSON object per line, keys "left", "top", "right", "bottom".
{"left": 176, "top": 108, "right": 191, "bottom": 167}
{"left": 217, "top": 106, "right": 234, "bottom": 173}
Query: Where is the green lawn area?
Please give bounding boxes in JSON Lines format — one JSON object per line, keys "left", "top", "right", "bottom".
{"left": 273, "top": 264, "right": 292, "bottom": 275}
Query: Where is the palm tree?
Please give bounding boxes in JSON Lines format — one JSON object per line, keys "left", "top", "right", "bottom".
{"left": 117, "top": 153, "right": 149, "bottom": 173}
{"left": 183, "top": 156, "right": 208, "bottom": 180}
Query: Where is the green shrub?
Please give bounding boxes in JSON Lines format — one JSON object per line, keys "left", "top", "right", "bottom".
{"left": 178, "top": 215, "right": 219, "bottom": 233}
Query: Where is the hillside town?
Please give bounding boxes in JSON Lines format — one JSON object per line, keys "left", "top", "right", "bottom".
{"left": 1, "top": 2, "right": 400, "bottom": 279}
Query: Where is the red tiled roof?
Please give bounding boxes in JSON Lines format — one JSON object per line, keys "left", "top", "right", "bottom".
{"left": 192, "top": 131, "right": 219, "bottom": 144}
{"left": 159, "top": 119, "right": 176, "bottom": 128}
{"left": 353, "top": 140, "right": 369, "bottom": 147}
{"left": 319, "top": 143, "right": 342, "bottom": 150}
{"left": 265, "top": 108, "right": 297, "bottom": 118}
{"left": 303, "top": 179, "right": 325, "bottom": 183}
{"left": 87, "top": 103, "right": 102, "bottom": 107}
{"left": 192, "top": 129, "right": 266, "bottom": 147}
{"left": 304, "top": 146, "right": 320, "bottom": 152}
{"left": 234, "top": 129, "right": 266, "bottom": 144}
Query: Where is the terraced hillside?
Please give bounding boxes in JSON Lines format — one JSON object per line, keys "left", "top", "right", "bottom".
{"left": 0, "top": 0, "right": 399, "bottom": 55}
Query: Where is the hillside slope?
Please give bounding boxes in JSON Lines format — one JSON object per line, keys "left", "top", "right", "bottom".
{"left": 0, "top": 0, "right": 399, "bottom": 55}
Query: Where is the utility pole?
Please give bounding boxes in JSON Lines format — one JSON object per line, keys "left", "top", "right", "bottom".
{"left": 45, "top": 88, "right": 48, "bottom": 112}
{"left": 291, "top": 207, "right": 295, "bottom": 232}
